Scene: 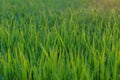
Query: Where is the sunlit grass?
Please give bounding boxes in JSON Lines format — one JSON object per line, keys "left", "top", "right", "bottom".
{"left": 0, "top": 0, "right": 120, "bottom": 80}
{"left": 95, "top": 0, "right": 120, "bottom": 9}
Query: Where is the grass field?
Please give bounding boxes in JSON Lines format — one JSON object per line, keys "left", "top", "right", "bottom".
{"left": 0, "top": 0, "right": 120, "bottom": 80}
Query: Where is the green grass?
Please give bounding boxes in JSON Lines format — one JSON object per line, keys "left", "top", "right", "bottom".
{"left": 0, "top": 0, "right": 120, "bottom": 80}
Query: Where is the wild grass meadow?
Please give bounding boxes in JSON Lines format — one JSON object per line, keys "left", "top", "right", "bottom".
{"left": 0, "top": 0, "right": 120, "bottom": 80}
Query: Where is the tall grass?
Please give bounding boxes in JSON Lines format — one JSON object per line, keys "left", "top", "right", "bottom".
{"left": 0, "top": 0, "right": 120, "bottom": 80}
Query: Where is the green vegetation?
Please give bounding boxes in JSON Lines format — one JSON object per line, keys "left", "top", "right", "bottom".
{"left": 0, "top": 0, "right": 120, "bottom": 80}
